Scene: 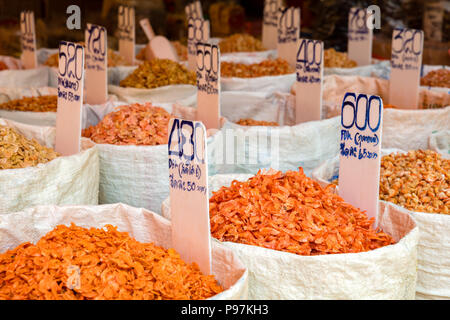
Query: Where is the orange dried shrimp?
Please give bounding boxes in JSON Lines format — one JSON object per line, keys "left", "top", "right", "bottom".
{"left": 0, "top": 223, "right": 223, "bottom": 300}
{"left": 218, "top": 34, "right": 266, "bottom": 53}
{"left": 82, "top": 103, "right": 171, "bottom": 146}
{"left": 420, "top": 69, "right": 450, "bottom": 88}
{"left": 0, "top": 95, "right": 57, "bottom": 112}
{"left": 235, "top": 119, "right": 279, "bottom": 126}
{"left": 210, "top": 168, "right": 395, "bottom": 256}
{"left": 221, "top": 58, "right": 293, "bottom": 78}
{"left": 0, "top": 61, "right": 8, "bottom": 71}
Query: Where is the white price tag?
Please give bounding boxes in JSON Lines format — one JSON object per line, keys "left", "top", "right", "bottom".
{"left": 168, "top": 118, "right": 211, "bottom": 275}
{"left": 118, "top": 5, "right": 135, "bottom": 65}
{"left": 293, "top": 38, "right": 324, "bottom": 124}
{"left": 20, "top": 11, "right": 37, "bottom": 69}
{"left": 338, "top": 93, "right": 383, "bottom": 220}
{"left": 55, "top": 41, "right": 84, "bottom": 156}
{"left": 388, "top": 28, "right": 424, "bottom": 109}
{"left": 196, "top": 42, "right": 220, "bottom": 130}
{"left": 85, "top": 23, "right": 107, "bottom": 105}
{"left": 185, "top": 1, "right": 203, "bottom": 20}
{"left": 262, "top": 0, "right": 280, "bottom": 50}
{"left": 139, "top": 18, "right": 155, "bottom": 41}
{"left": 187, "top": 18, "right": 210, "bottom": 71}
{"left": 347, "top": 7, "right": 373, "bottom": 66}
{"left": 277, "top": 7, "right": 301, "bottom": 69}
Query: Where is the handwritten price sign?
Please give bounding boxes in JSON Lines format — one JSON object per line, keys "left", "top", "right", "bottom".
{"left": 85, "top": 23, "right": 107, "bottom": 104}
{"left": 20, "top": 11, "right": 37, "bottom": 69}
{"left": 338, "top": 93, "right": 383, "bottom": 220}
{"left": 294, "top": 38, "right": 324, "bottom": 123}
{"left": 347, "top": 7, "right": 373, "bottom": 66}
{"left": 187, "top": 18, "right": 210, "bottom": 71}
{"left": 185, "top": 1, "right": 203, "bottom": 20}
{"left": 277, "top": 7, "right": 301, "bottom": 68}
{"left": 168, "top": 118, "right": 211, "bottom": 275}
{"left": 196, "top": 42, "right": 220, "bottom": 130}
{"left": 388, "top": 28, "right": 424, "bottom": 109}
{"left": 118, "top": 5, "right": 135, "bottom": 65}
{"left": 262, "top": 0, "right": 280, "bottom": 50}
{"left": 55, "top": 41, "right": 84, "bottom": 156}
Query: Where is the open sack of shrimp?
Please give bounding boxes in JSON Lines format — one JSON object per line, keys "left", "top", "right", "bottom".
{"left": 0, "top": 203, "right": 248, "bottom": 300}
{"left": 161, "top": 169, "right": 418, "bottom": 299}
{"left": 312, "top": 148, "right": 449, "bottom": 299}
{"left": 0, "top": 118, "right": 99, "bottom": 214}
{"left": 0, "top": 87, "right": 121, "bottom": 128}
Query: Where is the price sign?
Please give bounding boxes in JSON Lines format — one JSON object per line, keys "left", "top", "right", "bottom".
{"left": 149, "top": 36, "right": 179, "bottom": 62}
{"left": 277, "top": 7, "right": 301, "bottom": 69}
{"left": 338, "top": 93, "right": 383, "bottom": 220}
{"left": 294, "top": 38, "right": 324, "bottom": 124}
{"left": 185, "top": 1, "right": 203, "bottom": 20}
{"left": 20, "top": 11, "right": 37, "bottom": 69}
{"left": 168, "top": 118, "right": 211, "bottom": 275}
{"left": 262, "top": 0, "right": 280, "bottom": 50}
{"left": 118, "top": 5, "right": 135, "bottom": 65}
{"left": 55, "top": 41, "right": 84, "bottom": 156}
{"left": 187, "top": 18, "right": 210, "bottom": 71}
{"left": 388, "top": 28, "right": 424, "bottom": 109}
{"left": 85, "top": 23, "right": 107, "bottom": 105}
{"left": 196, "top": 43, "right": 220, "bottom": 130}
{"left": 139, "top": 18, "right": 155, "bottom": 41}
{"left": 347, "top": 7, "right": 373, "bottom": 66}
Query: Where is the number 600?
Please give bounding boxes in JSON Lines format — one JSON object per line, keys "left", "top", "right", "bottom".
{"left": 341, "top": 92, "right": 382, "bottom": 132}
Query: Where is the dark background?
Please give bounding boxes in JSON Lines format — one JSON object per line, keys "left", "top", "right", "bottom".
{"left": 0, "top": 0, "right": 448, "bottom": 64}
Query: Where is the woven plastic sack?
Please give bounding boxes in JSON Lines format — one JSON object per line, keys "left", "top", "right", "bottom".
{"left": 0, "top": 87, "right": 122, "bottom": 128}
{"left": 0, "top": 56, "right": 50, "bottom": 88}
{"left": 428, "top": 130, "right": 449, "bottom": 159}
{"left": 311, "top": 151, "right": 450, "bottom": 300}
{"left": 322, "top": 75, "right": 450, "bottom": 115}
{"left": 324, "top": 60, "right": 391, "bottom": 79}
{"left": 88, "top": 103, "right": 224, "bottom": 214}
{"left": 161, "top": 173, "right": 418, "bottom": 299}
{"left": 0, "top": 203, "right": 248, "bottom": 300}
{"left": 0, "top": 118, "right": 99, "bottom": 214}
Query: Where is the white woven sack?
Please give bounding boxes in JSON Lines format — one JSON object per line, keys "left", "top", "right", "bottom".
{"left": 428, "top": 130, "right": 449, "bottom": 159}
{"left": 322, "top": 75, "right": 450, "bottom": 114}
{"left": 324, "top": 60, "right": 391, "bottom": 79}
{"left": 161, "top": 173, "right": 418, "bottom": 299}
{"left": 208, "top": 102, "right": 449, "bottom": 177}
{"left": 311, "top": 152, "right": 450, "bottom": 300}
{"left": 90, "top": 104, "right": 224, "bottom": 214}
{"left": 0, "top": 56, "right": 49, "bottom": 88}
{"left": 0, "top": 87, "right": 123, "bottom": 128}
{"left": 0, "top": 118, "right": 99, "bottom": 214}
{"left": 0, "top": 203, "right": 248, "bottom": 300}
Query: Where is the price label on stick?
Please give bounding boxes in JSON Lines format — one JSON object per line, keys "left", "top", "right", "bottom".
{"left": 388, "top": 28, "right": 424, "bottom": 109}
{"left": 85, "top": 24, "right": 107, "bottom": 105}
{"left": 168, "top": 118, "right": 212, "bottom": 275}
{"left": 262, "top": 0, "right": 280, "bottom": 50}
{"left": 347, "top": 7, "right": 373, "bottom": 66}
{"left": 294, "top": 38, "right": 324, "bottom": 124}
{"left": 338, "top": 93, "right": 383, "bottom": 221}
{"left": 196, "top": 43, "right": 220, "bottom": 130}
{"left": 20, "top": 11, "right": 37, "bottom": 69}
{"left": 118, "top": 5, "right": 135, "bottom": 65}
{"left": 185, "top": 1, "right": 203, "bottom": 20}
{"left": 187, "top": 18, "right": 210, "bottom": 71}
{"left": 277, "top": 7, "right": 301, "bottom": 69}
{"left": 149, "top": 36, "right": 179, "bottom": 62}
{"left": 55, "top": 41, "right": 84, "bottom": 156}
